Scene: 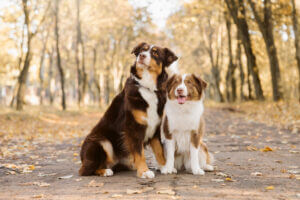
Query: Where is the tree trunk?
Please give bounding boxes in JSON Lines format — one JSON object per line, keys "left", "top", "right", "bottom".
{"left": 16, "top": 0, "right": 32, "bottom": 111}
{"left": 225, "top": 0, "right": 264, "bottom": 100}
{"left": 16, "top": 37, "right": 32, "bottom": 110}
{"left": 39, "top": 32, "right": 49, "bottom": 105}
{"left": 47, "top": 49, "right": 54, "bottom": 105}
{"left": 236, "top": 31, "right": 245, "bottom": 100}
{"left": 291, "top": 0, "right": 300, "bottom": 102}
{"left": 54, "top": 0, "right": 66, "bottom": 110}
{"left": 225, "top": 12, "right": 237, "bottom": 102}
{"left": 248, "top": 0, "right": 283, "bottom": 101}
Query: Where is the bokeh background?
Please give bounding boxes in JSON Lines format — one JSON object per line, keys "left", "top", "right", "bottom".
{"left": 0, "top": 0, "right": 300, "bottom": 110}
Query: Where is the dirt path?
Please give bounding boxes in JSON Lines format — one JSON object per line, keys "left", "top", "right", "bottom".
{"left": 0, "top": 108, "right": 299, "bottom": 200}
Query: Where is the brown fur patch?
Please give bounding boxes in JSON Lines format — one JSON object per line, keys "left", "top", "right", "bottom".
{"left": 150, "top": 137, "right": 166, "bottom": 166}
{"left": 200, "top": 142, "right": 210, "bottom": 164}
{"left": 100, "top": 140, "right": 115, "bottom": 165}
{"left": 133, "top": 148, "right": 149, "bottom": 177}
{"left": 148, "top": 58, "right": 162, "bottom": 86}
{"left": 190, "top": 130, "right": 201, "bottom": 148}
{"left": 163, "top": 116, "right": 172, "bottom": 139}
{"left": 166, "top": 75, "right": 182, "bottom": 100}
{"left": 132, "top": 109, "right": 147, "bottom": 125}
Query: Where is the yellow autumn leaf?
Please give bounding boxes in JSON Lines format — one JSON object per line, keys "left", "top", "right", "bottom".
{"left": 260, "top": 146, "right": 273, "bottom": 152}
{"left": 265, "top": 186, "right": 274, "bottom": 190}
{"left": 225, "top": 177, "right": 233, "bottom": 182}
{"left": 73, "top": 153, "right": 78, "bottom": 156}
{"left": 28, "top": 165, "right": 35, "bottom": 170}
{"left": 246, "top": 146, "right": 258, "bottom": 151}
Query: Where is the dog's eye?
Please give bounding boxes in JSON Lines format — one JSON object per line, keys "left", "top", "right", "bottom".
{"left": 152, "top": 51, "right": 158, "bottom": 56}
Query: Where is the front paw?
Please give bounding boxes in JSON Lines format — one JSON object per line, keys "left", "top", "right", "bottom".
{"left": 161, "top": 165, "right": 177, "bottom": 174}
{"left": 204, "top": 164, "right": 214, "bottom": 172}
{"left": 192, "top": 168, "right": 205, "bottom": 175}
{"left": 140, "top": 170, "right": 155, "bottom": 179}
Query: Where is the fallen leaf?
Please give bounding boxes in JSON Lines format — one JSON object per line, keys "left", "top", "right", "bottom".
{"left": 289, "top": 150, "right": 300, "bottom": 154}
{"left": 141, "top": 187, "right": 154, "bottom": 192}
{"left": 289, "top": 174, "right": 296, "bottom": 179}
{"left": 251, "top": 172, "right": 262, "bottom": 176}
{"left": 75, "top": 178, "right": 82, "bottom": 182}
{"left": 216, "top": 172, "right": 228, "bottom": 177}
{"left": 58, "top": 175, "right": 73, "bottom": 179}
{"left": 281, "top": 169, "right": 287, "bottom": 173}
{"left": 73, "top": 153, "right": 78, "bottom": 156}
{"left": 126, "top": 189, "right": 142, "bottom": 194}
{"left": 288, "top": 170, "right": 300, "bottom": 174}
{"left": 246, "top": 146, "right": 258, "bottom": 151}
{"left": 38, "top": 173, "right": 57, "bottom": 177}
{"left": 265, "top": 186, "right": 274, "bottom": 190}
{"left": 157, "top": 189, "right": 175, "bottom": 195}
{"left": 32, "top": 194, "right": 44, "bottom": 198}
{"left": 211, "top": 179, "right": 224, "bottom": 182}
{"left": 225, "top": 177, "right": 235, "bottom": 182}
{"left": 260, "top": 146, "right": 273, "bottom": 152}
{"left": 87, "top": 180, "right": 104, "bottom": 187}
{"left": 111, "top": 194, "right": 123, "bottom": 198}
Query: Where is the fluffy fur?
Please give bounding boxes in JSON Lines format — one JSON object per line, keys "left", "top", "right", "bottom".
{"left": 79, "top": 42, "right": 178, "bottom": 179}
{"left": 160, "top": 74, "right": 214, "bottom": 175}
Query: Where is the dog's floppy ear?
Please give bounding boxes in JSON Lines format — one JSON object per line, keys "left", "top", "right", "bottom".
{"left": 163, "top": 48, "right": 178, "bottom": 67}
{"left": 192, "top": 74, "right": 207, "bottom": 91}
{"left": 162, "top": 74, "right": 176, "bottom": 92}
{"left": 131, "top": 42, "right": 147, "bottom": 57}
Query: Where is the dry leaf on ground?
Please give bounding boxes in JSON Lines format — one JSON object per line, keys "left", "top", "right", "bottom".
{"left": 87, "top": 180, "right": 104, "bottom": 187}
{"left": 157, "top": 189, "right": 175, "bottom": 195}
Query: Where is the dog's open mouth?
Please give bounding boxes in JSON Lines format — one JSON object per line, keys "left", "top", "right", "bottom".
{"left": 177, "top": 95, "right": 186, "bottom": 104}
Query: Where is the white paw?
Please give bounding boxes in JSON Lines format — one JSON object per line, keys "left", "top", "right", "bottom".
{"left": 141, "top": 170, "right": 155, "bottom": 179}
{"left": 103, "top": 169, "right": 114, "bottom": 177}
{"left": 192, "top": 168, "right": 205, "bottom": 175}
{"left": 161, "top": 165, "right": 177, "bottom": 174}
{"left": 204, "top": 165, "right": 214, "bottom": 172}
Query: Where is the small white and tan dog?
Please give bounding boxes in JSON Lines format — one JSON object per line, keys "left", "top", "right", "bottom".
{"left": 160, "top": 73, "right": 214, "bottom": 175}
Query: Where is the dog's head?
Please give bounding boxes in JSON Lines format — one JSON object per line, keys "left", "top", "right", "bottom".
{"left": 164, "top": 74, "right": 207, "bottom": 104}
{"left": 131, "top": 42, "right": 178, "bottom": 90}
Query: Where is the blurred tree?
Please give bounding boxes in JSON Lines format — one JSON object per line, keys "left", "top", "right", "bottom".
{"left": 225, "top": 0, "right": 264, "bottom": 100}
{"left": 248, "top": 0, "right": 283, "bottom": 101}
{"left": 16, "top": 0, "right": 50, "bottom": 110}
{"left": 291, "top": 0, "right": 300, "bottom": 102}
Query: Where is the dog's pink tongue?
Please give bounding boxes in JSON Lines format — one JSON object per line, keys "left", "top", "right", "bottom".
{"left": 177, "top": 96, "right": 186, "bottom": 104}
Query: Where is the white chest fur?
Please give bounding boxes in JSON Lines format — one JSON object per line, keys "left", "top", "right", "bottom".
{"left": 164, "top": 99, "right": 204, "bottom": 153}
{"left": 139, "top": 87, "right": 160, "bottom": 142}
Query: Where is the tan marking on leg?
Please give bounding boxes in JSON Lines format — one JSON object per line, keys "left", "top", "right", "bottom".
{"left": 95, "top": 169, "right": 106, "bottom": 176}
{"left": 150, "top": 137, "right": 166, "bottom": 166}
{"left": 133, "top": 148, "right": 149, "bottom": 177}
{"left": 163, "top": 116, "right": 172, "bottom": 139}
{"left": 100, "top": 140, "right": 115, "bottom": 165}
{"left": 191, "top": 130, "right": 201, "bottom": 148}
{"left": 200, "top": 142, "right": 210, "bottom": 164}
{"left": 132, "top": 109, "right": 147, "bottom": 125}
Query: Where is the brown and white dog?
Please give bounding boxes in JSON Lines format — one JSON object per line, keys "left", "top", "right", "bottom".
{"left": 160, "top": 74, "right": 214, "bottom": 175}
{"left": 79, "top": 42, "right": 178, "bottom": 178}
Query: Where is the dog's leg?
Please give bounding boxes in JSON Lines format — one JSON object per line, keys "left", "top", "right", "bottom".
{"left": 160, "top": 138, "right": 177, "bottom": 174}
{"left": 133, "top": 146, "right": 155, "bottom": 178}
{"left": 150, "top": 137, "right": 166, "bottom": 166}
{"left": 190, "top": 132, "right": 204, "bottom": 175}
{"left": 199, "top": 142, "right": 214, "bottom": 171}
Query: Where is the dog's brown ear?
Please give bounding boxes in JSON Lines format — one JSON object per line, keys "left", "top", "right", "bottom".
{"left": 163, "top": 48, "right": 178, "bottom": 67}
{"left": 192, "top": 74, "right": 207, "bottom": 90}
{"left": 162, "top": 74, "right": 176, "bottom": 92}
{"left": 131, "top": 42, "right": 147, "bottom": 57}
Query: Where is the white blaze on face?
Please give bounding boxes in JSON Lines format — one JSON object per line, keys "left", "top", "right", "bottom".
{"left": 136, "top": 45, "right": 153, "bottom": 68}
{"left": 175, "top": 74, "right": 188, "bottom": 104}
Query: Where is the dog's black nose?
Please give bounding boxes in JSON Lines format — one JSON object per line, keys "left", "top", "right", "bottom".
{"left": 139, "top": 54, "right": 146, "bottom": 60}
